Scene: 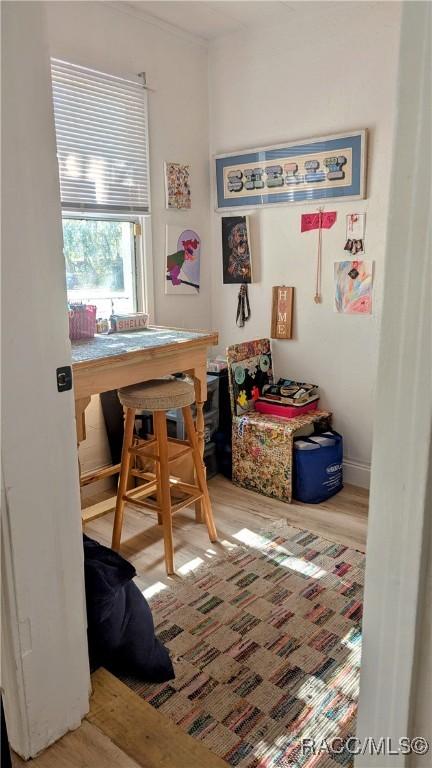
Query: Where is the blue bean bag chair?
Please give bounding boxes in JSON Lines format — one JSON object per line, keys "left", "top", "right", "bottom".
{"left": 83, "top": 535, "right": 174, "bottom": 682}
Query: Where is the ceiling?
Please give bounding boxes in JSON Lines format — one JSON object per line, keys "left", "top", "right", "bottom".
{"left": 123, "top": 1, "right": 343, "bottom": 42}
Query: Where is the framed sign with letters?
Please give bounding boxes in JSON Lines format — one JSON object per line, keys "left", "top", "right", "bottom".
{"left": 271, "top": 286, "right": 294, "bottom": 339}
{"left": 215, "top": 130, "right": 367, "bottom": 211}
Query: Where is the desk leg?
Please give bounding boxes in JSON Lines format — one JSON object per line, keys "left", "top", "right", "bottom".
{"left": 192, "top": 367, "right": 207, "bottom": 524}
{"left": 75, "top": 396, "right": 91, "bottom": 445}
{"left": 75, "top": 396, "right": 91, "bottom": 509}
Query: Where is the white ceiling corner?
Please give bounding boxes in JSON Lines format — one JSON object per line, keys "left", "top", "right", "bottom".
{"left": 114, "top": 1, "right": 376, "bottom": 44}
{"left": 122, "top": 1, "right": 299, "bottom": 42}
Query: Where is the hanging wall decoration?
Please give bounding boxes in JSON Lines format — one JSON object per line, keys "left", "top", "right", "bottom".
{"left": 221, "top": 216, "right": 252, "bottom": 284}
{"left": 215, "top": 130, "right": 367, "bottom": 210}
{"left": 301, "top": 209, "right": 337, "bottom": 303}
{"left": 165, "top": 226, "right": 200, "bottom": 294}
{"left": 164, "top": 162, "right": 191, "bottom": 209}
{"left": 345, "top": 212, "right": 366, "bottom": 255}
{"left": 334, "top": 260, "right": 373, "bottom": 314}
{"left": 271, "top": 286, "right": 294, "bottom": 339}
{"left": 236, "top": 284, "right": 251, "bottom": 327}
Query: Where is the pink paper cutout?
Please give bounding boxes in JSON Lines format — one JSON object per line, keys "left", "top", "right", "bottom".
{"left": 301, "top": 212, "right": 337, "bottom": 232}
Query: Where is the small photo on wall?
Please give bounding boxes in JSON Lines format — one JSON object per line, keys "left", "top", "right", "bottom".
{"left": 164, "top": 162, "right": 191, "bottom": 209}
{"left": 346, "top": 213, "right": 366, "bottom": 239}
{"left": 221, "top": 216, "right": 252, "bottom": 284}
{"left": 166, "top": 226, "right": 200, "bottom": 294}
{"left": 334, "top": 260, "right": 373, "bottom": 314}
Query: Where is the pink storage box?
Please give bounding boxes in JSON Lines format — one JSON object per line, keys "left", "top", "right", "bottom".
{"left": 255, "top": 398, "right": 319, "bottom": 419}
{"left": 68, "top": 304, "right": 97, "bottom": 340}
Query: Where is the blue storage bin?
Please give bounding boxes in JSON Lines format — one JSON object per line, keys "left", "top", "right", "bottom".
{"left": 293, "top": 430, "right": 343, "bottom": 503}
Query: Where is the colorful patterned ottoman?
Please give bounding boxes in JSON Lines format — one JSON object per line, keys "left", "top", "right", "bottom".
{"left": 232, "top": 409, "right": 332, "bottom": 502}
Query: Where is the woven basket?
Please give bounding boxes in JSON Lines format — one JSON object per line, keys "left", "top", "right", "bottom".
{"left": 68, "top": 304, "right": 97, "bottom": 340}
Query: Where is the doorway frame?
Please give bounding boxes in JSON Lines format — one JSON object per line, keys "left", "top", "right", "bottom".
{"left": 355, "top": 2, "right": 431, "bottom": 764}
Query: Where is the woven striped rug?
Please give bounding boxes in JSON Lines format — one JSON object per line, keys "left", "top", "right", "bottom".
{"left": 125, "top": 521, "right": 365, "bottom": 768}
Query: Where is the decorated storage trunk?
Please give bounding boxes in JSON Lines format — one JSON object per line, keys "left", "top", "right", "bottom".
{"left": 227, "top": 338, "right": 331, "bottom": 503}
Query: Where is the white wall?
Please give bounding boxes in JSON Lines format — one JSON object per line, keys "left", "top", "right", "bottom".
{"left": 44, "top": 1, "right": 212, "bottom": 331}
{"left": 45, "top": 1, "right": 402, "bottom": 487}
{"left": 44, "top": 1, "right": 213, "bottom": 480}
{"left": 209, "top": 1, "right": 401, "bottom": 485}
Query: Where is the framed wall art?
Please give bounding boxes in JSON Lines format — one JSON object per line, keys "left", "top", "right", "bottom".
{"left": 334, "top": 260, "right": 373, "bottom": 315}
{"left": 165, "top": 226, "right": 200, "bottom": 294}
{"left": 164, "top": 162, "right": 191, "bottom": 209}
{"left": 221, "top": 216, "right": 252, "bottom": 284}
{"left": 215, "top": 130, "right": 367, "bottom": 211}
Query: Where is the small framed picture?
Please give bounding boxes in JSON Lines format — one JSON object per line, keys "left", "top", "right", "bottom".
{"left": 164, "top": 162, "right": 191, "bottom": 209}
{"left": 346, "top": 213, "right": 366, "bottom": 239}
{"left": 221, "top": 216, "right": 252, "bottom": 284}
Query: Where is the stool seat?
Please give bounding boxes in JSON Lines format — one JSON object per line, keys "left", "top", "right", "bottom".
{"left": 118, "top": 377, "right": 194, "bottom": 411}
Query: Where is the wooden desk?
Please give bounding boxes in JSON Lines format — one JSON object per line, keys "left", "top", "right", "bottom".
{"left": 71, "top": 326, "right": 218, "bottom": 522}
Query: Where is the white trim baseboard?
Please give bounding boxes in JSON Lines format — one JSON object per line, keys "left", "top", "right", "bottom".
{"left": 343, "top": 459, "right": 371, "bottom": 489}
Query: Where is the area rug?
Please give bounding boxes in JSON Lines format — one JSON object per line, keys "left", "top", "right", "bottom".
{"left": 124, "top": 522, "right": 365, "bottom": 768}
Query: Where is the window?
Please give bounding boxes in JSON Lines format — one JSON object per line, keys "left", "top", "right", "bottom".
{"left": 63, "top": 217, "right": 139, "bottom": 318}
{"left": 51, "top": 59, "right": 151, "bottom": 317}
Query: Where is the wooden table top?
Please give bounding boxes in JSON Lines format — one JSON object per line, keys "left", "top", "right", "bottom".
{"left": 71, "top": 326, "right": 218, "bottom": 369}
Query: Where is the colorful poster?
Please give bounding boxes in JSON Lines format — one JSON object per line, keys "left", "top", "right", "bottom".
{"left": 165, "top": 162, "right": 191, "bottom": 209}
{"left": 334, "top": 260, "right": 373, "bottom": 314}
{"left": 165, "top": 226, "right": 200, "bottom": 294}
{"left": 215, "top": 130, "right": 367, "bottom": 210}
{"left": 221, "top": 216, "right": 252, "bottom": 284}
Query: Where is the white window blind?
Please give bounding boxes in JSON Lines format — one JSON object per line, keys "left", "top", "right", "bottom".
{"left": 51, "top": 59, "right": 150, "bottom": 213}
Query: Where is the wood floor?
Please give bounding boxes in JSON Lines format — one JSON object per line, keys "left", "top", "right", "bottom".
{"left": 12, "top": 669, "right": 226, "bottom": 768}
{"left": 84, "top": 474, "right": 368, "bottom": 590}
{"left": 12, "top": 476, "right": 368, "bottom": 767}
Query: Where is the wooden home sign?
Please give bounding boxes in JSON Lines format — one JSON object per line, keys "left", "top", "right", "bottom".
{"left": 271, "top": 286, "right": 294, "bottom": 339}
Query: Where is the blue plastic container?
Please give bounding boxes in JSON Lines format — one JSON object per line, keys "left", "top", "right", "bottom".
{"left": 293, "top": 431, "right": 343, "bottom": 503}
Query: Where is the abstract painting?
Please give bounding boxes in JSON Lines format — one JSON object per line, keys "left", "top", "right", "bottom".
{"left": 215, "top": 130, "right": 367, "bottom": 210}
{"left": 164, "top": 162, "right": 191, "bottom": 209}
{"left": 165, "top": 226, "right": 200, "bottom": 294}
{"left": 221, "top": 215, "right": 252, "bottom": 284}
{"left": 334, "top": 260, "right": 373, "bottom": 314}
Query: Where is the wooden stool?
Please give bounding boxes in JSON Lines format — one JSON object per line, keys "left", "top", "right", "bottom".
{"left": 112, "top": 377, "right": 217, "bottom": 574}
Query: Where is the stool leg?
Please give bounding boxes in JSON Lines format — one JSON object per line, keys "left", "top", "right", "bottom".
{"left": 194, "top": 400, "right": 205, "bottom": 524}
{"left": 149, "top": 418, "right": 162, "bottom": 524}
{"left": 112, "top": 407, "right": 135, "bottom": 551}
{"left": 182, "top": 406, "right": 217, "bottom": 542}
{"left": 153, "top": 411, "right": 175, "bottom": 575}
{"left": 155, "top": 461, "right": 163, "bottom": 526}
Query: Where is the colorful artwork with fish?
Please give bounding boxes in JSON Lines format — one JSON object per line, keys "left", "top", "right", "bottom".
{"left": 166, "top": 226, "right": 200, "bottom": 294}
{"left": 334, "top": 260, "right": 373, "bottom": 314}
